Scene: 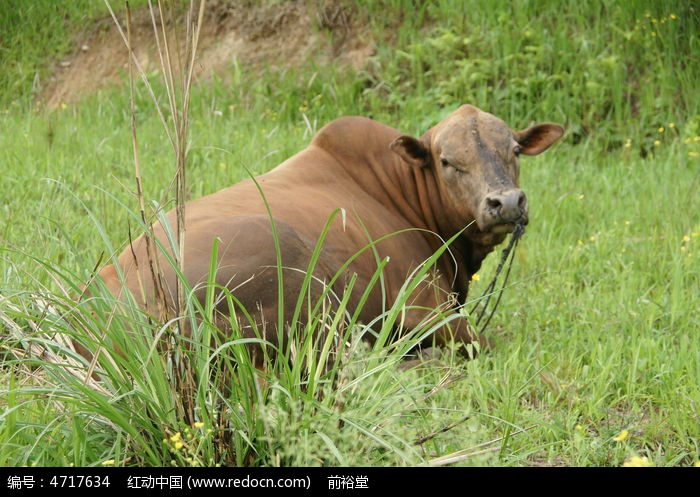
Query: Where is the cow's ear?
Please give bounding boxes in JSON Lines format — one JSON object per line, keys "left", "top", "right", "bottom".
{"left": 390, "top": 135, "right": 430, "bottom": 168}
{"left": 514, "top": 123, "right": 564, "bottom": 156}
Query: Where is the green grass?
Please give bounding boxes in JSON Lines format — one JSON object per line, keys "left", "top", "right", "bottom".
{"left": 1, "top": 0, "right": 699, "bottom": 467}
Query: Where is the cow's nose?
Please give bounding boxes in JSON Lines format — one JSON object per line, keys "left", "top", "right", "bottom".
{"left": 485, "top": 189, "right": 528, "bottom": 224}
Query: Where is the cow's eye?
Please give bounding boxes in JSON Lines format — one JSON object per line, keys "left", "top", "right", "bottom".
{"left": 440, "top": 158, "right": 449, "bottom": 167}
{"left": 514, "top": 146, "right": 522, "bottom": 157}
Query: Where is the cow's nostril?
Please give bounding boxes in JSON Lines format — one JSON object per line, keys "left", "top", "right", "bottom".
{"left": 486, "top": 197, "right": 502, "bottom": 211}
{"left": 517, "top": 191, "right": 527, "bottom": 210}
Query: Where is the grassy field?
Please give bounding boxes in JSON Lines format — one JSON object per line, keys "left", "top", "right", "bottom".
{"left": 0, "top": 0, "right": 698, "bottom": 467}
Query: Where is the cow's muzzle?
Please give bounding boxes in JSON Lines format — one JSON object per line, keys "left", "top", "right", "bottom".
{"left": 480, "top": 189, "right": 528, "bottom": 233}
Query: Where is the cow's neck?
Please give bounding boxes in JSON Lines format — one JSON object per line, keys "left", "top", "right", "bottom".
{"left": 431, "top": 224, "right": 498, "bottom": 301}
{"left": 379, "top": 156, "right": 497, "bottom": 300}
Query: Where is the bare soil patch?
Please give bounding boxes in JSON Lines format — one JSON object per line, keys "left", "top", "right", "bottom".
{"left": 43, "top": 1, "right": 375, "bottom": 108}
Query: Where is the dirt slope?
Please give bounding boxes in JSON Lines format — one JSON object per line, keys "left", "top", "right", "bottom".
{"left": 43, "top": 1, "right": 375, "bottom": 108}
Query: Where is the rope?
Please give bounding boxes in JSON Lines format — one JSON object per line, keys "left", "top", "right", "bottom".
{"left": 469, "top": 222, "right": 525, "bottom": 335}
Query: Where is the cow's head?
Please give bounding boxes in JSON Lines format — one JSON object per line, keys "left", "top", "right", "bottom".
{"left": 390, "top": 104, "right": 563, "bottom": 244}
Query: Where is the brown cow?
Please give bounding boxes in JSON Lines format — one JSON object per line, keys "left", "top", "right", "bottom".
{"left": 94, "top": 104, "right": 563, "bottom": 364}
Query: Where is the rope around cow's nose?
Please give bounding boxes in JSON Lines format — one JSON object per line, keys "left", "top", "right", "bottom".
{"left": 469, "top": 222, "right": 526, "bottom": 335}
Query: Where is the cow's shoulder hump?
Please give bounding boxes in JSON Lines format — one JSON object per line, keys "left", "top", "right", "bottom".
{"left": 311, "top": 116, "right": 402, "bottom": 159}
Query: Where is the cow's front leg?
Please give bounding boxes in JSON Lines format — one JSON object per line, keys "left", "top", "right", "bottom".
{"left": 401, "top": 279, "right": 492, "bottom": 360}
{"left": 430, "top": 312, "right": 492, "bottom": 359}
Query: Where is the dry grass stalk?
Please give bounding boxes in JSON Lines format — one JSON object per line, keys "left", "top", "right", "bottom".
{"left": 0, "top": 295, "right": 111, "bottom": 396}
{"left": 424, "top": 425, "right": 535, "bottom": 467}
{"left": 104, "top": 0, "right": 207, "bottom": 424}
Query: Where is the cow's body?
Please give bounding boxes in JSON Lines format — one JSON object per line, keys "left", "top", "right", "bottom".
{"left": 96, "top": 105, "right": 563, "bottom": 363}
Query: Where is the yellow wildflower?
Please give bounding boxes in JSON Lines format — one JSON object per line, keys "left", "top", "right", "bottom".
{"left": 170, "top": 432, "right": 182, "bottom": 443}
{"left": 102, "top": 459, "right": 115, "bottom": 466}
{"left": 653, "top": 140, "right": 661, "bottom": 147}
{"left": 613, "top": 429, "right": 629, "bottom": 442}
{"left": 193, "top": 421, "right": 205, "bottom": 429}
{"left": 658, "top": 126, "right": 664, "bottom": 134}
{"left": 622, "top": 455, "right": 653, "bottom": 467}
{"left": 471, "top": 273, "right": 480, "bottom": 281}
{"left": 683, "top": 235, "right": 691, "bottom": 242}
{"left": 624, "top": 139, "right": 632, "bottom": 149}
{"left": 689, "top": 151, "right": 699, "bottom": 158}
